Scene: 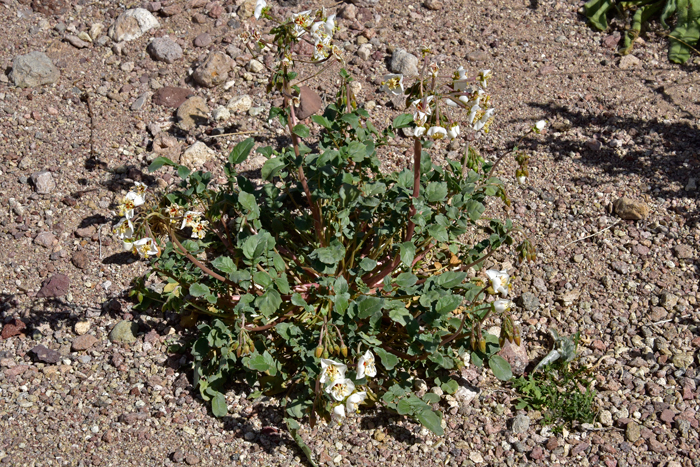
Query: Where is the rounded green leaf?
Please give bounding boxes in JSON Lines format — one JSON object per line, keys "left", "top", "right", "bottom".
{"left": 489, "top": 355, "right": 513, "bottom": 381}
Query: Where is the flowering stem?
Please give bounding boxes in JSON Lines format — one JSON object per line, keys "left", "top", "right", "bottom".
{"left": 404, "top": 136, "right": 422, "bottom": 243}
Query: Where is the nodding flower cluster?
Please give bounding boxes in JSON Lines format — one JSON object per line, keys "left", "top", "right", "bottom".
{"left": 252, "top": 0, "right": 342, "bottom": 64}
{"left": 113, "top": 182, "right": 159, "bottom": 259}
{"left": 319, "top": 350, "right": 377, "bottom": 424}
{"left": 112, "top": 183, "right": 210, "bottom": 259}
{"left": 380, "top": 64, "right": 496, "bottom": 139}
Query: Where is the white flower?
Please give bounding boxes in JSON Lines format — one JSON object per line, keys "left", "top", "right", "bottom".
{"left": 478, "top": 69, "right": 492, "bottom": 88}
{"left": 379, "top": 74, "right": 404, "bottom": 96}
{"left": 313, "top": 37, "right": 331, "bottom": 61}
{"left": 324, "top": 14, "right": 336, "bottom": 36}
{"left": 133, "top": 181, "right": 147, "bottom": 197}
{"left": 517, "top": 175, "right": 527, "bottom": 185}
{"left": 485, "top": 269, "right": 510, "bottom": 297}
{"left": 412, "top": 126, "right": 426, "bottom": 138}
{"left": 166, "top": 204, "right": 183, "bottom": 225}
{"left": 131, "top": 237, "right": 159, "bottom": 258}
{"left": 180, "top": 211, "right": 202, "bottom": 230}
{"left": 112, "top": 218, "right": 134, "bottom": 240}
{"left": 411, "top": 96, "right": 433, "bottom": 116}
{"left": 356, "top": 350, "right": 376, "bottom": 379}
{"left": 346, "top": 391, "right": 367, "bottom": 413}
{"left": 447, "top": 124, "right": 460, "bottom": 140}
{"left": 413, "top": 111, "right": 428, "bottom": 127}
{"left": 291, "top": 10, "right": 313, "bottom": 37}
{"left": 117, "top": 194, "right": 137, "bottom": 219}
{"left": 326, "top": 378, "right": 355, "bottom": 401}
{"left": 429, "top": 62, "right": 439, "bottom": 78}
{"left": 191, "top": 219, "right": 209, "bottom": 239}
{"left": 122, "top": 240, "right": 134, "bottom": 252}
{"left": 492, "top": 299, "right": 512, "bottom": 313}
{"left": 427, "top": 126, "right": 447, "bottom": 140}
{"left": 254, "top": 0, "right": 266, "bottom": 19}
{"left": 126, "top": 190, "right": 145, "bottom": 207}
{"left": 472, "top": 107, "right": 495, "bottom": 132}
{"left": 320, "top": 359, "right": 347, "bottom": 385}
{"left": 534, "top": 120, "right": 546, "bottom": 133}
{"left": 331, "top": 404, "right": 346, "bottom": 424}
{"left": 467, "top": 104, "right": 481, "bottom": 124}
{"left": 453, "top": 66, "right": 468, "bottom": 91}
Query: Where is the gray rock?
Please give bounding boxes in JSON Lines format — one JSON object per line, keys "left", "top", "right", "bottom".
{"left": 31, "top": 170, "right": 56, "bottom": 193}
{"left": 613, "top": 197, "right": 649, "bottom": 220}
{"left": 389, "top": 48, "right": 419, "bottom": 76}
{"left": 212, "top": 106, "right": 230, "bottom": 121}
{"left": 109, "top": 320, "right": 139, "bottom": 344}
{"left": 181, "top": 141, "right": 216, "bottom": 169}
{"left": 34, "top": 231, "right": 56, "bottom": 248}
{"left": 339, "top": 4, "right": 357, "bottom": 19}
{"left": 147, "top": 37, "right": 183, "bottom": 64}
{"left": 357, "top": 44, "right": 372, "bottom": 60}
{"left": 10, "top": 52, "right": 60, "bottom": 88}
{"left": 466, "top": 50, "right": 490, "bottom": 62}
{"left": 108, "top": 8, "right": 159, "bottom": 42}
{"left": 626, "top": 421, "right": 641, "bottom": 442}
{"left": 131, "top": 92, "right": 150, "bottom": 111}
{"left": 511, "top": 414, "right": 530, "bottom": 434}
{"left": 193, "top": 33, "right": 212, "bottom": 48}
{"left": 192, "top": 52, "right": 232, "bottom": 88}
{"left": 673, "top": 244, "right": 693, "bottom": 259}
{"left": 248, "top": 106, "right": 264, "bottom": 117}
{"left": 72, "top": 334, "right": 98, "bottom": 351}
{"left": 177, "top": 96, "right": 209, "bottom": 130}
{"left": 517, "top": 292, "right": 539, "bottom": 311}
{"left": 619, "top": 54, "right": 640, "bottom": 70}
{"left": 30, "top": 345, "right": 61, "bottom": 364}
{"left": 660, "top": 292, "right": 679, "bottom": 310}
{"left": 65, "top": 34, "right": 90, "bottom": 49}
{"left": 248, "top": 59, "right": 264, "bottom": 73}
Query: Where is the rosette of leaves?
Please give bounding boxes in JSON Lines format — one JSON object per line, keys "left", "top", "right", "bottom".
{"left": 584, "top": 0, "right": 700, "bottom": 63}
{"left": 140, "top": 73, "right": 517, "bottom": 436}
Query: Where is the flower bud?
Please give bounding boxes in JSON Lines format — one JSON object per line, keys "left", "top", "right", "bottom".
{"left": 340, "top": 345, "right": 348, "bottom": 358}
{"left": 315, "top": 346, "right": 324, "bottom": 358}
{"left": 479, "top": 339, "right": 486, "bottom": 353}
{"left": 322, "top": 349, "right": 329, "bottom": 359}
{"left": 333, "top": 344, "right": 340, "bottom": 355}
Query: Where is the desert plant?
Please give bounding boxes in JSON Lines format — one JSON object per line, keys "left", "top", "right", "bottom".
{"left": 116, "top": 0, "right": 541, "bottom": 453}
{"left": 584, "top": 0, "right": 700, "bottom": 63}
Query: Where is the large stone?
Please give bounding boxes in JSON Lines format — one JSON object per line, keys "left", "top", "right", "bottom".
{"left": 498, "top": 340, "right": 528, "bottom": 376}
{"left": 177, "top": 96, "right": 209, "bottom": 130}
{"left": 37, "top": 274, "right": 70, "bottom": 298}
{"left": 31, "top": 0, "right": 70, "bottom": 15}
{"left": 109, "top": 320, "right": 139, "bottom": 344}
{"left": 389, "top": 48, "right": 419, "bottom": 76}
{"left": 226, "top": 95, "right": 252, "bottom": 113}
{"left": 1, "top": 318, "right": 26, "bottom": 339}
{"left": 153, "top": 86, "right": 194, "bottom": 108}
{"left": 34, "top": 231, "right": 56, "bottom": 248}
{"left": 108, "top": 8, "right": 159, "bottom": 42}
{"left": 516, "top": 292, "right": 539, "bottom": 311}
{"left": 511, "top": 414, "right": 530, "bottom": 434}
{"left": 296, "top": 86, "right": 324, "bottom": 120}
{"left": 10, "top": 52, "right": 60, "bottom": 88}
{"left": 147, "top": 37, "right": 183, "bottom": 64}
{"left": 237, "top": 0, "right": 257, "bottom": 18}
{"left": 72, "top": 334, "right": 98, "bottom": 351}
{"left": 192, "top": 52, "right": 231, "bottom": 88}
{"left": 181, "top": 142, "right": 216, "bottom": 169}
{"left": 619, "top": 54, "right": 641, "bottom": 70}
{"left": 30, "top": 170, "right": 56, "bottom": 193}
{"left": 30, "top": 345, "right": 61, "bottom": 364}
{"left": 613, "top": 197, "right": 649, "bottom": 220}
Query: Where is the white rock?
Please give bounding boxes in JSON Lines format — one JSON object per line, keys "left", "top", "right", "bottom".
{"left": 109, "top": 8, "right": 159, "bottom": 42}
{"left": 212, "top": 106, "right": 230, "bottom": 121}
{"left": 74, "top": 321, "right": 90, "bottom": 336}
{"left": 226, "top": 95, "right": 252, "bottom": 113}
{"left": 248, "top": 59, "right": 264, "bottom": 73}
{"left": 90, "top": 23, "right": 104, "bottom": 41}
{"left": 454, "top": 386, "right": 478, "bottom": 405}
{"left": 181, "top": 141, "right": 216, "bottom": 168}
{"left": 357, "top": 44, "right": 372, "bottom": 60}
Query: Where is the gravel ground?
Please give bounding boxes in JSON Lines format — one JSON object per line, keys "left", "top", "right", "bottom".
{"left": 0, "top": 0, "right": 699, "bottom": 465}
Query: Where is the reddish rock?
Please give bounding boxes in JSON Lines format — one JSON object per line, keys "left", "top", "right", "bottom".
{"left": 683, "top": 385, "right": 695, "bottom": 400}
{"left": 4, "top": 364, "right": 29, "bottom": 377}
{"left": 75, "top": 225, "right": 96, "bottom": 238}
{"left": 72, "top": 334, "right": 98, "bottom": 351}
{"left": 497, "top": 339, "right": 528, "bottom": 376}
{"left": 660, "top": 409, "right": 676, "bottom": 424}
{"left": 30, "top": 344, "right": 61, "bottom": 364}
{"left": 571, "top": 442, "right": 590, "bottom": 456}
{"left": 152, "top": 86, "right": 195, "bottom": 108}
{"left": 32, "top": 0, "right": 70, "bottom": 15}
{"left": 37, "top": 273, "right": 70, "bottom": 298}
{"left": 160, "top": 4, "right": 182, "bottom": 16}
{"left": 207, "top": 2, "right": 223, "bottom": 18}
{"left": 603, "top": 32, "right": 620, "bottom": 49}
{"left": 193, "top": 33, "right": 212, "bottom": 48}
{"left": 71, "top": 250, "right": 89, "bottom": 269}
{"left": 144, "top": 329, "right": 160, "bottom": 345}
{"left": 546, "top": 437, "right": 558, "bottom": 451}
{"left": 529, "top": 446, "right": 544, "bottom": 460}
{"left": 1, "top": 318, "right": 26, "bottom": 339}
{"left": 591, "top": 339, "right": 606, "bottom": 351}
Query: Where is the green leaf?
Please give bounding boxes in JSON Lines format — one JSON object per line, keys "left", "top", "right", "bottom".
{"left": 242, "top": 235, "right": 260, "bottom": 260}
{"left": 465, "top": 199, "right": 485, "bottom": 221}
{"left": 436, "top": 271, "right": 467, "bottom": 289}
{"left": 229, "top": 137, "right": 255, "bottom": 165}
{"left": 422, "top": 393, "right": 440, "bottom": 404}
{"left": 314, "top": 240, "right": 346, "bottom": 265}
{"left": 148, "top": 156, "right": 177, "bottom": 173}
{"left": 292, "top": 124, "right": 310, "bottom": 138}
{"left": 177, "top": 165, "right": 191, "bottom": 179}
{"left": 394, "top": 272, "right": 418, "bottom": 288}
{"left": 416, "top": 409, "right": 444, "bottom": 436}
{"left": 427, "top": 224, "right": 448, "bottom": 242}
{"left": 311, "top": 115, "right": 332, "bottom": 129}
{"left": 440, "top": 379, "right": 459, "bottom": 395}
{"left": 584, "top": 0, "right": 612, "bottom": 30}
{"left": 399, "top": 242, "right": 416, "bottom": 268}
{"left": 388, "top": 306, "right": 411, "bottom": 326}
{"left": 238, "top": 191, "right": 259, "bottom": 216}
{"left": 212, "top": 256, "right": 236, "bottom": 274}
{"left": 359, "top": 257, "right": 377, "bottom": 271}
{"left": 261, "top": 157, "right": 286, "bottom": 181}
{"left": 356, "top": 296, "right": 384, "bottom": 319}
{"left": 211, "top": 392, "right": 227, "bottom": 417}
{"left": 392, "top": 113, "right": 413, "bottom": 129}
{"left": 189, "top": 283, "right": 210, "bottom": 297}
{"left": 669, "top": 23, "right": 700, "bottom": 63}
{"left": 256, "top": 289, "right": 282, "bottom": 318}
{"left": 374, "top": 347, "right": 399, "bottom": 370}
{"left": 489, "top": 355, "right": 513, "bottom": 381}
{"left": 425, "top": 182, "right": 448, "bottom": 203}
